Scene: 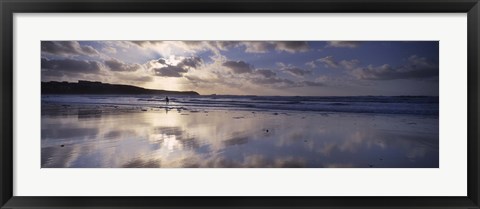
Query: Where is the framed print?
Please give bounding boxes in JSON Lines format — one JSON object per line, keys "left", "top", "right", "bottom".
{"left": 1, "top": 0, "right": 479, "bottom": 208}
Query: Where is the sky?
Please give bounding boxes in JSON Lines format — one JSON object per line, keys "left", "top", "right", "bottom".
{"left": 41, "top": 41, "right": 439, "bottom": 96}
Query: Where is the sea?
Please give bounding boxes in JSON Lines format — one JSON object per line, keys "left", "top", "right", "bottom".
{"left": 42, "top": 95, "right": 439, "bottom": 116}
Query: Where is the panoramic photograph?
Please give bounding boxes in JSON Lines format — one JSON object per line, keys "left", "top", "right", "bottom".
{"left": 41, "top": 41, "right": 439, "bottom": 168}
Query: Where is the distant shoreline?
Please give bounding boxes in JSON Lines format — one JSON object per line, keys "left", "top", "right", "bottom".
{"left": 41, "top": 80, "right": 200, "bottom": 96}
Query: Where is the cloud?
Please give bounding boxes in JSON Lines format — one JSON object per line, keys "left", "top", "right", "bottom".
{"left": 178, "top": 57, "right": 202, "bottom": 69}
{"left": 301, "top": 80, "right": 325, "bottom": 87}
{"left": 277, "top": 63, "right": 311, "bottom": 77}
{"left": 180, "top": 41, "right": 205, "bottom": 47}
{"left": 151, "top": 56, "right": 203, "bottom": 77}
{"left": 242, "top": 41, "right": 309, "bottom": 53}
{"left": 242, "top": 42, "right": 272, "bottom": 53}
{"left": 153, "top": 66, "right": 188, "bottom": 77}
{"left": 339, "top": 59, "right": 360, "bottom": 70}
{"left": 305, "top": 61, "right": 317, "bottom": 68}
{"left": 185, "top": 41, "right": 309, "bottom": 54}
{"left": 252, "top": 77, "right": 324, "bottom": 89}
{"left": 157, "top": 59, "right": 167, "bottom": 65}
{"left": 327, "top": 41, "right": 361, "bottom": 48}
{"left": 274, "top": 41, "right": 309, "bottom": 53}
{"left": 208, "top": 41, "right": 240, "bottom": 51}
{"left": 104, "top": 58, "right": 142, "bottom": 72}
{"left": 255, "top": 69, "right": 276, "bottom": 78}
{"left": 129, "top": 41, "right": 163, "bottom": 47}
{"left": 315, "top": 56, "right": 360, "bottom": 70}
{"left": 318, "top": 56, "right": 339, "bottom": 68}
{"left": 182, "top": 56, "right": 324, "bottom": 91}
{"left": 184, "top": 74, "right": 217, "bottom": 83}
{"left": 283, "top": 66, "right": 310, "bottom": 77}
{"left": 41, "top": 41, "right": 99, "bottom": 56}
{"left": 81, "top": 45, "right": 98, "bottom": 54}
{"left": 126, "top": 41, "right": 207, "bottom": 57}
{"left": 41, "top": 58, "right": 101, "bottom": 74}
{"left": 120, "top": 41, "right": 309, "bottom": 57}
{"left": 252, "top": 77, "right": 294, "bottom": 86}
{"left": 222, "top": 60, "right": 253, "bottom": 74}
{"left": 351, "top": 55, "right": 438, "bottom": 80}
{"left": 102, "top": 46, "right": 117, "bottom": 54}
{"left": 156, "top": 56, "right": 202, "bottom": 69}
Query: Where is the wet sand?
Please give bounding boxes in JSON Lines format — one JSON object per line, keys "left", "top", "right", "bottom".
{"left": 41, "top": 104, "right": 439, "bottom": 168}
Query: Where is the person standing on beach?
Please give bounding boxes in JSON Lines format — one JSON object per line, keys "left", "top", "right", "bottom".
{"left": 165, "top": 96, "right": 170, "bottom": 105}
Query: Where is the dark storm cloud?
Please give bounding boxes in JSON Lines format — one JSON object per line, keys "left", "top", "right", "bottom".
{"left": 153, "top": 66, "right": 188, "bottom": 77}
{"left": 327, "top": 41, "right": 361, "bottom": 48}
{"left": 104, "top": 59, "right": 141, "bottom": 72}
{"left": 153, "top": 56, "right": 202, "bottom": 77}
{"left": 222, "top": 60, "right": 253, "bottom": 74}
{"left": 130, "top": 41, "right": 149, "bottom": 46}
{"left": 352, "top": 55, "right": 438, "bottom": 80}
{"left": 178, "top": 57, "right": 202, "bottom": 69}
{"left": 41, "top": 58, "right": 101, "bottom": 74}
{"left": 181, "top": 41, "right": 204, "bottom": 47}
{"left": 274, "top": 41, "right": 310, "bottom": 53}
{"left": 156, "top": 57, "right": 202, "bottom": 69}
{"left": 41, "top": 41, "right": 99, "bottom": 56}
{"left": 157, "top": 59, "right": 167, "bottom": 65}
{"left": 255, "top": 69, "right": 276, "bottom": 78}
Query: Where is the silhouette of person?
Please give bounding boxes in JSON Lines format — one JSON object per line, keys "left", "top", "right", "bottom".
{"left": 165, "top": 96, "right": 170, "bottom": 105}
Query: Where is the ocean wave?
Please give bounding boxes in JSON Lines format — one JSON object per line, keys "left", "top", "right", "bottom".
{"left": 42, "top": 95, "right": 439, "bottom": 116}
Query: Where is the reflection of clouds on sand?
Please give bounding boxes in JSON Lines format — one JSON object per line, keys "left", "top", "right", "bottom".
{"left": 41, "top": 107, "right": 439, "bottom": 168}
{"left": 41, "top": 127, "right": 99, "bottom": 140}
{"left": 406, "top": 147, "right": 427, "bottom": 162}
{"left": 158, "top": 154, "right": 308, "bottom": 168}
{"left": 345, "top": 131, "right": 374, "bottom": 151}
{"left": 223, "top": 136, "right": 249, "bottom": 146}
{"left": 317, "top": 143, "right": 337, "bottom": 157}
{"left": 235, "top": 155, "right": 307, "bottom": 168}
{"left": 153, "top": 134, "right": 182, "bottom": 150}
{"left": 122, "top": 158, "right": 161, "bottom": 168}
{"left": 325, "top": 163, "right": 355, "bottom": 168}
{"left": 273, "top": 156, "right": 307, "bottom": 168}
{"left": 42, "top": 145, "right": 82, "bottom": 168}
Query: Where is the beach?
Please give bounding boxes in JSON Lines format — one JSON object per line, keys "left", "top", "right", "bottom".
{"left": 41, "top": 95, "right": 439, "bottom": 168}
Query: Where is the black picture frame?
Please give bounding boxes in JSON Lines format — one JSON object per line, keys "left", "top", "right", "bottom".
{"left": 1, "top": 0, "right": 479, "bottom": 208}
